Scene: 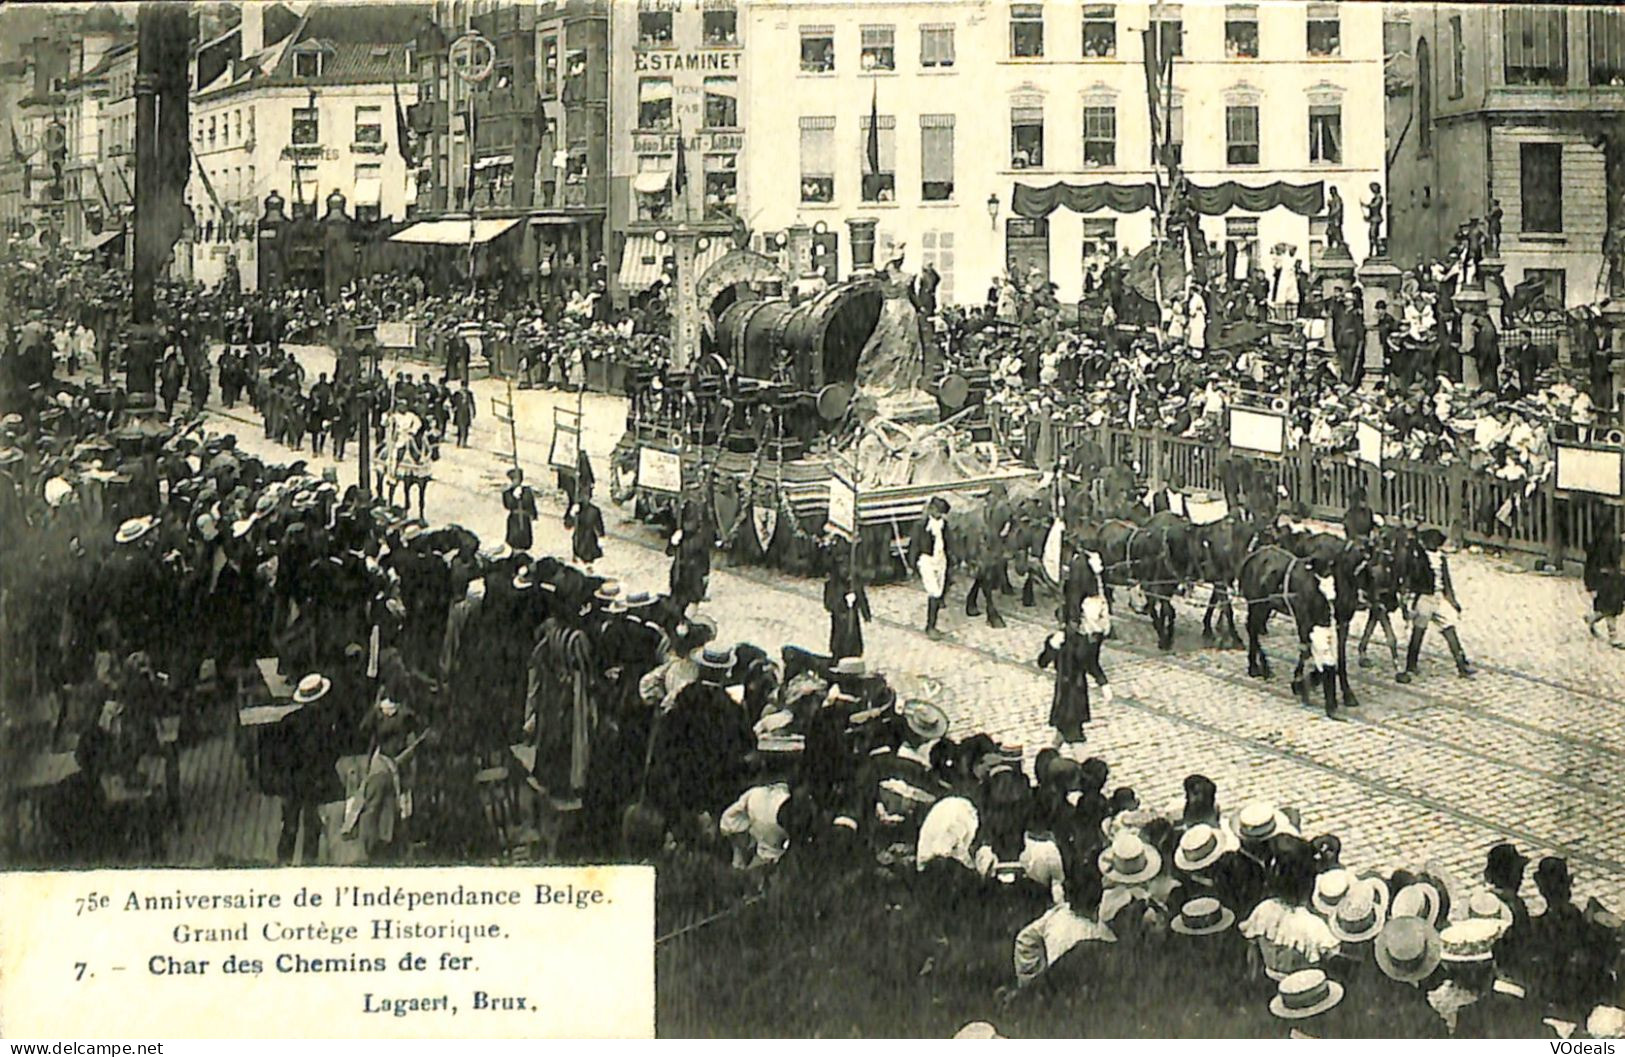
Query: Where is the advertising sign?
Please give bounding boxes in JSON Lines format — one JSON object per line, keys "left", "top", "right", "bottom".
{"left": 1555, "top": 445, "right": 1624, "bottom": 497}
{"left": 1229, "top": 408, "right": 1286, "bottom": 456}
{"left": 826, "top": 474, "right": 857, "bottom": 538}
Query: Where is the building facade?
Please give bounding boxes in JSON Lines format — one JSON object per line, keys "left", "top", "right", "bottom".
{"left": 411, "top": 0, "right": 609, "bottom": 297}
{"left": 740, "top": 0, "right": 1386, "bottom": 306}
{"left": 610, "top": 0, "right": 747, "bottom": 301}
{"left": 1386, "top": 4, "right": 1625, "bottom": 307}
{"left": 187, "top": 2, "right": 427, "bottom": 289}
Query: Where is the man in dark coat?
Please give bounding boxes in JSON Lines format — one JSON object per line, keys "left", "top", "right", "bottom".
{"left": 667, "top": 500, "right": 713, "bottom": 611}
{"left": 265, "top": 672, "right": 346, "bottom": 864}
{"left": 823, "top": 548, "right": 870, "bottom": 658}
{"left": 569, "top": 482, "right": 606, "bottom": 569}
{"left": 502, "top": 466, "right": 538, "bottom": 551}
{"left": 1332, "top": 290, "right": 1365, "bottom": 386}
{"left": 907, "top": 497, "right": 953, "bottom": 635}
{"left": 1472, "top": 317, "right": 1501, "bottom": 395}
{"left": 451, "top": 382, "right": 476, "bottom": 447}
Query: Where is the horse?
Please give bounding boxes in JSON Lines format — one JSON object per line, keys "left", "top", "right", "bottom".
{"left": 1353, "top": 523, "right": 1411, "bottom": 677}
{"left": 1191, "top": 512, "right": 1264, "bottom": 649}
{"left": 1236, "top": 545, "right": 1342, "bottom": 716}
{"left": 1286, "top": 533, "right": 1376, "bottom": 711}
{"left": 1093, "top": 511, "right": 1200, "bottom": 650}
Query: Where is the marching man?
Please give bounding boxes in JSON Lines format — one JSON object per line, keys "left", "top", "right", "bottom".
{"left": 1399, "top": 527, "right": 1476, "bottom": 683}
{"left": 908, "top": 496, "right": 953, "bottom": 637}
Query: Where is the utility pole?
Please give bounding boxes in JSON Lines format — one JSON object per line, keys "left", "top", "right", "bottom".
{"left": 129, "top": 2, "right": 190, "bottom": 399}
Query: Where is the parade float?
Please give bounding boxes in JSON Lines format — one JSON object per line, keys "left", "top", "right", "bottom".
{"left": 607, "top": 218, "right": 1042, "bottom": 579}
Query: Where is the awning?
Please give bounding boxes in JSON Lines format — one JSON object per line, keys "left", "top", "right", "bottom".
{"left": 474, "top": 154, "right": 513, "bottom": 171}
{"left": 618, "top": 234, "right": 671, "bottom": 293}
{"left": 694, "top": 238, "right": 730, "bottom": 278}
{"left": 528, "top": 215, "right": 589, "bottom": 226}
{"left": 388, "top": 217, "right": 522, "bottom": 245}
{"left": 632, "top": 171, "right": 672, "bottom": 195}
{"left": 82, "top": 228, "right": 124, "bottom": 252}
{"left": 352, "top": 178, "right": 382, "bottom": 207}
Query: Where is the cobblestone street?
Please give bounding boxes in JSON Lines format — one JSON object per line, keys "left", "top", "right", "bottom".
{"left": 177, "top": 345, "right": 1625, "bottom": 914}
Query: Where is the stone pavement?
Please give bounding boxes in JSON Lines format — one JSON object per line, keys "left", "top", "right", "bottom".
{"left": 160, "top": 345, "right": 1625, "bottom": 915}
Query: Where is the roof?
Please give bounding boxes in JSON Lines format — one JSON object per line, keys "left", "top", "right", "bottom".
{"left": 198, "top": 2, "right": 426, "bottom": 99}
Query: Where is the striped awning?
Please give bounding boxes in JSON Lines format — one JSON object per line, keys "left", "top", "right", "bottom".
{"left": 388, "top": 217, "right": 522, "bottom": 245}
{"left": 618, "top": 235, "right": 670, "bottom": 293}
{"left": 694, "top": 238, "right": 730, "bottom": 279}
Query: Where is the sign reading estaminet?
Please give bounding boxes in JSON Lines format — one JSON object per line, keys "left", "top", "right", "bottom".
{"left": 0, "top": 866, "right": 653, "bottom": 1038}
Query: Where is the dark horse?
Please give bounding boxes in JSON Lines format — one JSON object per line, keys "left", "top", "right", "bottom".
{"left": 1191, "top": 512, "right": 1265, "bottom": 649}
{"left": 1092, "top": 512, "right": 1200, "bottom": 651}
{"left": 1236, "top": 545, "right": 1342, "bottom": 716}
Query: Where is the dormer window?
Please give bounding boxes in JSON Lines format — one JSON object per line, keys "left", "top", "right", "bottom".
{"left": 295, "top": 50, "right": 323, "bottom": 78}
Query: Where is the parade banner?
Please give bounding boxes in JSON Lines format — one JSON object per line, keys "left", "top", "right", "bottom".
{"left": 1356, "top": 421, "right": 1383, "bottom": 468}
{"left": 1228, "top": 407, "right": 1286, "bottom": 456}
{"left": 549, "top": 409, "right": 580, "bottom": 471}
{"left": 826, "top": 474, "right": 857, "bottom": 539}
{"left": 1555, "top": 445, "right": 1624, "bottom": 497}
{"left": 375, "top": 322, "right": 416, "bottom": 350}
{"left": 636, "top": 447, "right": 683, "bottom": 494}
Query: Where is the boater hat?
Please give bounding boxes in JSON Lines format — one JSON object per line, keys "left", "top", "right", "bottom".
{"left": 1312, "top": 868, "right": 1356, "bottom": 917}
{"left": 1098, "top": 831, "right": 1163, "bottom": 885}
{"left": 1229, "top": 800, "right": 1297, "bottom": 843}
{"left": 900, "top": 699, "right": 949, "bottom": 742}
{"left": 1268, "top": 969, "right": 1345, "bottom": 1021}
{"left": 1174, "top": 823, "right": 1237, "bottom": 873}
{"left": 292, "top": 673, "right": 332, "bottom": 704}
{"left": 1374, "top": 916, "right": 1443, "bottom": 984}
{"left": 1170, "top": 896, "right": 1236, "bottom": 937}
{"left": 1330, "top": 879, "right": 1390, "bottom": 943}
{"left": 115, "top": 515, "right": 157, "bottom": 544}
{"left": 1390, "top": 882, "right": 1445, "bottom": 927}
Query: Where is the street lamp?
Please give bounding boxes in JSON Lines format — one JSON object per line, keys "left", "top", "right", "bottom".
{"left": 986, "top": 193, "right": 1000, "bottom": 230}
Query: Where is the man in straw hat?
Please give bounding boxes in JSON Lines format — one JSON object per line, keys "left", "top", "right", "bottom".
{"left": 266, "top": 673, "right": 343, "bottom": 864}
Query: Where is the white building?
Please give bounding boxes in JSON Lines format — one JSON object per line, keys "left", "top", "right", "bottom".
{"left": 740, "top": 0, "right": 1386, "bottom": 305}
{"left": 187, "top": 2, "right": 426, "bottom": 289}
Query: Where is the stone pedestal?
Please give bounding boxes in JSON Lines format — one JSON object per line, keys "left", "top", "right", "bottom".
{"left": 1318, "top": 247, "right": 1356, "bottom": 302}
{"left": 1357, "top": 255, "right": 1403, "bottom": 378}
{"left": 1479, "top": 257, "right": 1506, "bottom": 330}
{"left": 1455, "top": 286, "right": 1490, "bottom": 389}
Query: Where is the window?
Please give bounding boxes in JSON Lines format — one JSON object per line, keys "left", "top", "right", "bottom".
{"left": 703, "top": 4, "right": 738, "bottom": 47}
{"left": 638, "top": 10, "right": 673, "bottom": 47}
{"left": 1504, "top": 7, "right": 1567, "bottom": 86}
{"left": 704, "top": 153, "right": 737, "bottom": 218}
{"left": 920, "top": 230, "right": 954, "bottom": 303}
{"left": 1011, "top": 106, "right": 1043, "bottom": 168}
{"left": 294, "top": 50, "right": 321, "bottom": 78}
{"left": 355, "top": 105, "right": 382, "bottom": 144}
{"left": 1225, "top": 104, "right": 1259, "bottom": 165}
{"left": 1308, "top": 104, "right": 1341, "bottom": 164}
{"left": 859, "top": 114, "right": 895, "bottom": 201}
{"left": 800, "top": 116, "right": 835, "bottom": 202}
{"left": 1590, "top": 10, "right": 1625, "bottom": 86}
{"left": 1011, "top": 4, "right": 1044, "bottom": 59}
{"left": 1225, "top": 5, "right": 1259, "bottom": 59}
{"left": 292, "top": 106, "right": 319, "bottom": 146}
{"left": 1163, "top": 100, "right": 1184, "bottom": 167}
{"left": 354, "top": 161, "right": 382, "bottom": 221}
{"left": 1523, "top": 267, "right": 1566, "bottom": 305}
{"left": 291, "top": 163, "right": 318, "bottom": 217}
{"left": 234, "top": 110, "right": 243, "bottom": 142}
{"left": 1081, "top": 218, "right": 1117, "bottom": 263}
{"left": 1449, "top": 16, "right": 1465, "bottom": 98}
{"left": 1082, "top": 5, "right": 1116, "bottom": 58}
{"left": 1384, "top": 17, "right": 1412, "bottom": 58}
{"left": 861, "top": 25, "right": 895, "bottom": 71}
{"left": 801, "top": 26, "right": 835, "bottom": 72}
{"left": 1156, "top": 8, "right": 1184, "bottom": 58}
{"left": 1520, "top": 142, "right": 1563, "bottom": 233}
{"left": 1225, "top": 216, "right": 1259, "bottom": 276}
{"left": 1082, "top": 105, "right": 1116, "bottom": 167}
{"left": 638, "top": 78, "right": 673, "bottom": 130}
{"left": 208, "top": 116, "right": 217, "bottom": 148}
{"left": 703, "top": 77, "right": 738, "bottom": 129}
{"left": 1417, "top": 38, "right": 1432, "bottom": 156}
{"left": 921, "top": 24, "right": 955, "bottom": 68}
{"left": 920, "top": 115, "right": 954, "bottom": 200}
{"left": 1307, "top": 3, "right": 1341, "bottom": 57}
{"left": 635, "top": 154, "right": 672, "bottom": 221}
{"left": 541, "top": 35, "right": 559, "bottom": 96}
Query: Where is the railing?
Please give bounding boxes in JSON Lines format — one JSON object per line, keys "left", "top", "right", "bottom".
{"left": 1004, "top": 414, "right": 1625, "bottom": 568}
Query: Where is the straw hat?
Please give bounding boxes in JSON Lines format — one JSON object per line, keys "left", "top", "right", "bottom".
{"left": 115, "top": 515, "right": 157, "bottom": 545}
{"left": 1174, "top": 823, "right": 1236, "bottom": 873}
{"left": 1268, "top": 969, "right": 1345, "bottom": 1021}
{"left": 1466, "top": 890, "right": 1514, "bottom": 933}
{"left": 1312, "top": 868, "right": 1356, "bottom": 917}
{"left": 1170, "top": 896, "right": 1236, "bottom": 937}
{"left": 1097, "top": 831, "right": 1163, "bottom": 885}
{"left": 1390, "top": 882, "right": 1444, "bottom": 927}
{"left": 292, "top": 673, "right": 332, "bottom": 704}
{"left": 1373, "top": 916, "right": 1443, "bottom": 984}
{"left": 1229, "top": 800, "right": 1296, "bottom": 842}
{"left": 900, "top": 699, "right": 949, "bottom": 742}
{"left": 1439, "top": 917, "right": 1501, "bottom": 963}
{"left": 1330, "top": 878, "right": 1390, "bottom": 944}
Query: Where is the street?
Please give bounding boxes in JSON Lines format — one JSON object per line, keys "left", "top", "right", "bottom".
{"left": 168, "top": 342, "right": 1625, "bottom": 913}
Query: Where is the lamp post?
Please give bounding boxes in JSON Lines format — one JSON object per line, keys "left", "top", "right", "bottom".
{"left": 986, "top": 193, "right": 1000, "bottom": 231}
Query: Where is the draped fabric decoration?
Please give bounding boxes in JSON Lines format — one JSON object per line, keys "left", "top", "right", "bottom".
{"left": 1012, "top": 182, "right": 1158, "bottom": 218}
{"left": 1012, "top": 180, "right": 1325, "bottom": 219}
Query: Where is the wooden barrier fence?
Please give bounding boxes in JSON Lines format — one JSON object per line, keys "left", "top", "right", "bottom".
{"left": 1001, "top": 417, "right": 1625, "bottom": 568}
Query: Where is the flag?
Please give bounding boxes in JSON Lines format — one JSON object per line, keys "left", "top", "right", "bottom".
{"left": 1143, "top": 28, "right": 1163, "bottom": 170}
{"left": 865, "top": 80, "right": 880, "bottom": 175}
{"left": 673, "top": 119, "right": 688, "bottom": 197}
{"left": 393, "top": 81, "right": 415, "bottom": 168}
{"left": 466, "top": 96, "right": 477, "bottom": 209}
{"left": 9, "top": 122, "right": 24, "bottom": 163}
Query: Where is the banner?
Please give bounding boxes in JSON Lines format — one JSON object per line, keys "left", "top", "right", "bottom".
{"left": 549, "top": 408, "right": 581, "bottom": 471}
{"left": 637, "top": 447, "right": 683, "bottom": 494}
{"left": 826, "top": 474, "right": 857, "bottom": 538}
{"left": 1013, "top": 180, "right": 1325, "bottom": 220}
{"left": 375, "top": 321, "right": 416, "bottom": 349}
{"left": 1356, "top": 421, "right": 1383, "bottom": 468}
{"left": 1229, "top": 408, "right": 1286, "bottom": 456}
{"left": 1555, "top": 445, "right": 1624, "bottom": 497}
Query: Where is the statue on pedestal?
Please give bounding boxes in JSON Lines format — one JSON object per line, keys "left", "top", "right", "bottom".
{"left": 1487, "top": 199, "right": 1503, "bottom": 257}
{"left": 855, "top": 247, "right": 925, "bottom": 397}
{"left": 1325, "top": 186, "right": 1347, "bottom": 255}
{"left": 1362, "top": 182, "right": 1385, "bottom": 258}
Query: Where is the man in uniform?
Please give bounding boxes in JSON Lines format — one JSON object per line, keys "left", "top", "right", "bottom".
{"left": 1398, "top": 527, "right": 1475, "bottom": 683}
{"left": 908, "top": 496, "right": 953, "bottom": 636}
{"left": 451, "top": 381, "right": 476, "bottom": 448}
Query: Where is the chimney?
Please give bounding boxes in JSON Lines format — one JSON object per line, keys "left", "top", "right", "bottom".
{"left": 240, "top": 2, "right": 263, "bottom": 57}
